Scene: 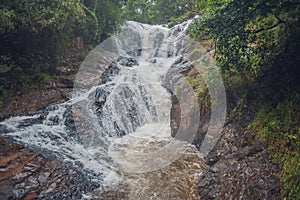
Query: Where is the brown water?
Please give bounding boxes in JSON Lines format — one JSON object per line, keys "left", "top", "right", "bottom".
{"left": 105, "top": 124, "right": 207, "bottom": 200}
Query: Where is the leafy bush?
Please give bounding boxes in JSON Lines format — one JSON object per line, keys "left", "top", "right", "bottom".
{"left": 0, "top": 0, "right": 123, "bottom": 93}
{"left": 189, "top": 0, "right": 300, "bottom": 82}
{"left": 251, "top": 94, "right": 300, "bottom": 199}
{"left": 122, "top": 0, "right": 194, "bottom": 25}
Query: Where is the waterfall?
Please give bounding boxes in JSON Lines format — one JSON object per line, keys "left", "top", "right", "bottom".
{"left": 0, "top": 20, "right": 225, "bottom": 199}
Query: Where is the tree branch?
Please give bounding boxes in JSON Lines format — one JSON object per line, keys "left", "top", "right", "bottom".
{"left": 252, "top": 20, "right": 284, "bottom": 34}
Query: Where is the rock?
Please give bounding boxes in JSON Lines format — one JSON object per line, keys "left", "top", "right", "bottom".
{"left": 24, "top": 193, "right": 37, "bottom": 200}
{"left": 196, "top": 121, "right": 281, "bottom": 200}
{"left": 149, "top": 58, "right": 157, "bottom": 63}
{"left": 245, "top": 141, "right": 263, "bottom": 156}
{"left": 0, "top": 180, "right": 15, "bottom": 199}
{"left": 38, "top": 112, "right": 45, "bottom": 120}
{"left": 117, "top": 56, "right": 139, "bottom": 67}
{"left": 0, "top": 137, "right": 99, "bottom": 199}
{"left": 165, "top": 57, "right": 211, "bottom": 149}
{"left": 174, "top": 56, "right": 183, "bottom": 64}
{"left": 205, "top": 151, "right": 220, "bottom": 166}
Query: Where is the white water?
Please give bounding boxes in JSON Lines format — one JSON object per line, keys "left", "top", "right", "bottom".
{"left": 0, "top": 20, "right": 207, "bottom": 199}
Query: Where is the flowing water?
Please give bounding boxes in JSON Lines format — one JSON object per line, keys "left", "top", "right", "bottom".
{"left": 0, "top": 21, "right": 208, "bottom": 199}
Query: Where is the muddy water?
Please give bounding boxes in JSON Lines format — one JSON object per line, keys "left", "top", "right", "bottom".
{"left": 116, "top": 145, "right": 205, "bottom": 200}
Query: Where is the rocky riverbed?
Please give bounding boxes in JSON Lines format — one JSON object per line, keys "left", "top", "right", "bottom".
{"left": 0, "top": 137, "right": 101, "bottom": 200}
{"left": 0, "top": 66, "right": 282, "bottom": 200}
{"left": 0, "top": 74, "right": 101, "bottom": 199}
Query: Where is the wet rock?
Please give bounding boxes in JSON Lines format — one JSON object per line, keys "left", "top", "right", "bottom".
{"left": 149, "top": 58, "right": 157, "bottom": 63}
{"left": 117, "top": 56, "right": 139, "bottom": 67}
{"left": 0, "top": 137, "right": 99, "bottom": 199}
{"left": 0, "top": 180, "right": 15, "bottom": 199}
{"left": 174, "top": 56, "right": 183, "bottom": 64}
{"left": 127, "top": 49, "right": 142, "bottom": 57}
{"left": 205, "top": 151, "right": 220, "bottom": 167}
{"left": 165, "top": 59, "right": 211, "bottom": 148}
{"left": 17, "top": 117, "right": 43, "bottom": 128}
{"left": 94, "top": 85, "right": 113, "bottom": 111}
{"left": 100, "top": 61, "right": 120, "bottom": 84}
{"left": 170, "top": 94, "right": 180, "bottom": 137}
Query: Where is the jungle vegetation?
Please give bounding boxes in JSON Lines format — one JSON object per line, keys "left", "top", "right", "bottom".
{"left": 0, "top": 0, "right": 299, "bottom": 198}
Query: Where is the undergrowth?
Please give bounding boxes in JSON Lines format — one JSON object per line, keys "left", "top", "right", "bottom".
{"left": 251, "top": 93, "right": 300, "bottom": 199}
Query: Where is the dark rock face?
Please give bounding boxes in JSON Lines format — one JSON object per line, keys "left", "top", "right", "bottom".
{"left": 100, "top": 61, "right": 121, "bottom": 84}
{"left": 164, "top": 56, "right": 210, "bottom": 148}
{"left": 170, "top": 94, "right": 180, "bottom": 138}
{"left": 100, "top": 56, "right": 139, "bottom": 85}
{"left": 117, "top": 56, "right": 139, "bottom": 67}
{"left": 0, "top": 137, "right": 98, "bottom": 200}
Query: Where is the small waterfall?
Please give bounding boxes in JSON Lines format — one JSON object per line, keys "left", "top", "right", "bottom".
{"left": 0, "top": 20, "right": 214, "bottom": 199}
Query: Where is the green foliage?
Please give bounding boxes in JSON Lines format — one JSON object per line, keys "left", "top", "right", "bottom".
{"left": 189, "top": 0, "right": 300, "bottom": 81}
{"left": 1, "top": 0, "right": 85, "bottom": 63}
{"left": 251, "top": 94, "right": 300, "bottom": 199}
{"left": 283, "top": 153, "right": 300, "bottom": 200}
{"left": 168, "top": 11, "right": 196, "bottom": 28}
{"left": 121, "top": 0, "right": 151, "bottom": 24}
{"left": 188, "top": 1, "right": 299, "bottom": 197}
{"left": 0, "top": 8, "right": 15, "bottom": 33}
{"left": 83, "top": 0, "right": 123, "bottom": 42}
{"left": 252, "top": 99, "right": 300, "bottom": 154}
{"left": 186, "top": 76, "right": 200, "bottom": 88}
{"left": 122, "top": 0, "right": 193, "bottom": 24}
{"left": 149, "top": 0, "right": 193, "bottom": 24}
{"left": 186, "top": 73, "right": 211, "bottom": 108}
{"left": 0, "top": 0, "right": 123, "bottom": 94}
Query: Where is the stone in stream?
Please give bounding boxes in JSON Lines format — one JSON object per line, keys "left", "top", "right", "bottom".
{"left": 117, "top": 56, "right": 139, "bottom": 67}
{"left": 0, "top": 137, "right": 99, "bottom": 200}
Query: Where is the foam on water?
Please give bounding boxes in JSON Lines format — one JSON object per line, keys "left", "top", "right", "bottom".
{"left": 0, "top": 20, "right": 207, "bottom": 199}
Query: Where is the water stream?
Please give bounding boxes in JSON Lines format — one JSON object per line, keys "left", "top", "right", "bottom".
{"left": 0, "top": 21, "right": 209, "bottom": 199}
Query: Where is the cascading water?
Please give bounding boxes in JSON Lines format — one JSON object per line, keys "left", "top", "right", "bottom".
{"left": 0, "top": 21, "right": 212, "bottom": 199}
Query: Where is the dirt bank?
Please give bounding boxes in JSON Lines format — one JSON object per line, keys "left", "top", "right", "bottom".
{"left": 197, "top": 115, "right": 281, "bottom": 199}
{"left": 0, "top": 75, "right": 74, "bottom": 120}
